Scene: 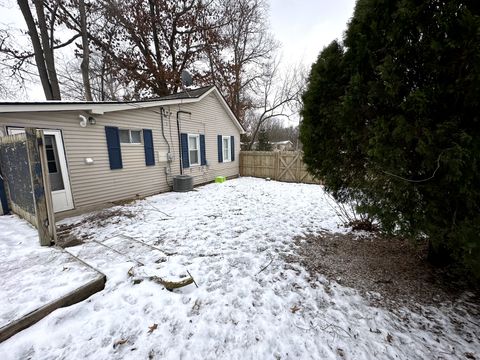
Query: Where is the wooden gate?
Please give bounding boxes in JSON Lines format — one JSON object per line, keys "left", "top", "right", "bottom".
{"left": 0, "top": 128, "right": 56, "bottom": 245}
{"left": 239, "top": 151, "right": 320, "bottom": 184}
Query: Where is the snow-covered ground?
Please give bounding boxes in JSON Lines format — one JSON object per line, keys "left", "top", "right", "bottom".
{"left": 0, "top": 178, "right": 478, "bottom": 359}
{"left": 0, "top": 215, "right": 102, "bottom": 330}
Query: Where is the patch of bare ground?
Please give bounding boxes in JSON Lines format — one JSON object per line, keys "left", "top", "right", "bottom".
{"left": 287, "top": 231, "right": 480, "bottom": 311}
{"left": 56, "top": 208, "right": 136, "bottom": 248}
{"left": 287, "top": 232, "right": 480, "bottom": 355}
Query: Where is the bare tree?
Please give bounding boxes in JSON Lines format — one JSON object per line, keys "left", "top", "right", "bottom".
{"left": 246, "top": 59, "right": 305, "bottom": 150}
{"left": 78, "top": 0, "right": 92, "bottom": 100}
{"left": 1, "top": 1, "right": 85, "bottom": 100}
{"left": 1, "top": 0, "right": 285, "bottom": 105}
{"left": 264, "top": 119, "right": 300, "bottom": 145}
{"left": 0, "top": 66, "right": 19, "bottom": 100}
{"left": 16, "top": 0, "right": 61, "bottom": 99}
{"left": 202, "top": 0, "right": 278, "bottom": 124}
{"left": 57, "top": 0, "right": 221, "bottom": 98}
{"left": 0, "top": 27, "right": 30, "bottom": 98}
{"left": 58, "top": 51, "right": 134, "bottom": 101}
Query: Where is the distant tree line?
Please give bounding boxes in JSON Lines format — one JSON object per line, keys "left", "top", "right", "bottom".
{"left": 241, "top": 119, "right": 300, "bottom": 151}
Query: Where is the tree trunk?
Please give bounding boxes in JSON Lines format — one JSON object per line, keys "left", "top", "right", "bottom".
{"left": 427, "top": 239, "right": 452, "bottom": 267}
{"left": 17, "top": 0, "right": 53, "bottom": 100}
{"left": 33, "top": 0, "right": 61, "bottom": 99}
{"left": 147, "top": 0, "right": 168, "bottom": 96}
{"left": 78, "top": 0, "right": 92, "bottom": 101}
{"left": 248, "top": 116, "right": 265, "bottom": 150}
{"left": 100, "top": 53, "right": 106, "bottom": 101}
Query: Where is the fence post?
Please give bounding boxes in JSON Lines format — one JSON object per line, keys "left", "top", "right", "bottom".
{"left": 0, "top": 174, "right": 8, "bottom": 215}
{"left": 37, "top": 130, "right": 57, "bottom": 243}
{"left": 239, "top": 151, "right": 243, "bottom": 176}
{"left": 25, "top": 128, "right": 52, "bottom": 246}
{"left": 274, "top": 151, "right": 280, "bottom": 180}
{"left": 296, "top": 152, "right": 301, "bottom": 182}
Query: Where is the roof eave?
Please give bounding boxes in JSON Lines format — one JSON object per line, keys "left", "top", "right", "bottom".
{"left": 0, "top": 85, "right": 246, "bottom": 134}
{"left": 0, "top": 97, "right": 199, "bottom": 114}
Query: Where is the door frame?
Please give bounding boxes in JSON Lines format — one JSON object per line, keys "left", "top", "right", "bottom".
{"left": 6, "top": 126, "right": 75, "bottom": 212}
{"left": 43, "top": 129, "right": 74, "bottom": 212}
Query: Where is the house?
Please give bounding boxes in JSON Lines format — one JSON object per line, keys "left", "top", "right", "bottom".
{"left": 0, "top": 85, "right": 245, "bottom": 219}
{"left": 270, "top": 140, "right": 294, "bottom": 151}
{"left": 249, "top": 140, "right": 295, "bottom": 151}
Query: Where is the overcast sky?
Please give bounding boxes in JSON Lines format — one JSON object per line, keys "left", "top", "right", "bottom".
{"left": 0, "top": 0, "right": 357, "bottom": 101}
{"left": 270, "top": 0, "right": 356, "bottom": 67}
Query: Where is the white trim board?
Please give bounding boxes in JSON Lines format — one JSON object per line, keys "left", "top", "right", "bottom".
{"left": 0, "top": 87, "right": 245, "bottom": 134}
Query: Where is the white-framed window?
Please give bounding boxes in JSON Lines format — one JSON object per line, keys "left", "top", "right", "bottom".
{"left": 188, "top": 134, "right": 200, "bottom": 166}
{"left": 119, "top": 129, "right": 142, "bottom": 144}
{"left": 222, "top": 136, "right": 231, "bottom": 162}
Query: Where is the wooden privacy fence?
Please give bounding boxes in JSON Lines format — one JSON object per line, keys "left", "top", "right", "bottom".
{"left": 0, "top": 128, "right": 56, "bottom": 245}
{"left": 239, "top": 151, "right": 321, "bottom": 184}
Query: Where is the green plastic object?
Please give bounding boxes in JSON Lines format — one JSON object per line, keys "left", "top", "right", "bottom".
{"left": 215, "top": 176, "right": 226, "bottom": 183}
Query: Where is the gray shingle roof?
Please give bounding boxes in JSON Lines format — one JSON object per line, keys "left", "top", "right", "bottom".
{"left": 155, "top": 85, "right": 214, "bottom": 101}
{"left": 0, "top": 85, "right": 215, "bottom": 105}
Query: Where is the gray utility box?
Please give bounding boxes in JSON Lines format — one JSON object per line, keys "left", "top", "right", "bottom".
{"left": 173, "top": 175, "right": 193, "bottom": 192}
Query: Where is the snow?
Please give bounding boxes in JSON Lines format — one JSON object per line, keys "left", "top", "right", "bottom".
{"left": 0, "top": 215, "right": 102, "bottom": 330}
{"left": 1, "top": 177, "right": 478, "bottom": 359}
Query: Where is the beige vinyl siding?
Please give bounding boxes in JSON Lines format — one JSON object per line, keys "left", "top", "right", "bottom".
{"left": 0, "top": 91, "right": 241, "bottom": 217}
{"left": 167, "top": 91, "right": 241, "bottom": 185}
{"left": 0, "top": 108, "right": 176, "bottom": 216}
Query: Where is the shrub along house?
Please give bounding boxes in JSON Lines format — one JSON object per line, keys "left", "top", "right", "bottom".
{"left": 0, "top": 85, "right": 244, "bottom": 219}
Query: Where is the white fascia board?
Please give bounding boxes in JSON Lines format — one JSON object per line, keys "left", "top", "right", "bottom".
{"left": 0, "top": 88, "right": 246, "bottom": 134}
{"left": 0, "top": 98, "right": 199, "bottom": 114}
{"left": 0, "top": 103, "right": 97, "bottom": 113}
{"left": 94, "top": 98, "right": 200, "bottom": 113}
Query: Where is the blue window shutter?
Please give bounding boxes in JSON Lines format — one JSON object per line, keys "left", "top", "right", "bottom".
{"left": 230, "top": 136, "right": 235, "bottom": 161}
{"left": 181, "top": 133, "right": 189, "bottom": 168}
{"left": 105, "top": 126, "right": 122, "bottom": 170}
{"left": 217, "top": 135, "right": 223, "bottom": 163}
{"left": 143, "top": 129, "right": 155, "bottom": 166}
{"left": 200, "top": 134, "right": 206, "bottom": 166}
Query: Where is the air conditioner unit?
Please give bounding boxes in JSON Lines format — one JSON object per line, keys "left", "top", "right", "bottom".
{"left": 173, "top": 175, "right": 193, "bottom": 192}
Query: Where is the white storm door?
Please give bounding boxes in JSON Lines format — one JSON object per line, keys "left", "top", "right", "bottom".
{"left": 7, "top": 127, "right": 74, "bottom": 213}
{"left": 43, "top": 130, "right": 74, "bottom": 212}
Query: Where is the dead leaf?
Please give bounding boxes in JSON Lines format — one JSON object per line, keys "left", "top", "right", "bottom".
{"left": 113, "top": 338, "right": 128, "bottom": 349}
{"left": 386, "top": 333, "right": 393, "bottom": 343}
{"left": 290, "top": 305, "right": 301, "bottom": 313}
{"left": 465, "top": 353, "right": 476, "bottom": 360}
{"left": 127, "top": 267, "right": 134, "bottom": 277}
{"left": 148, "top": 323, "right": 158, "bottom": 334}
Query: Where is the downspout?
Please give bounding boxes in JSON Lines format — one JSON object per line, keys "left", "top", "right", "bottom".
{"left": 176, "top": 110, "right": 191, "bottom": 175}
